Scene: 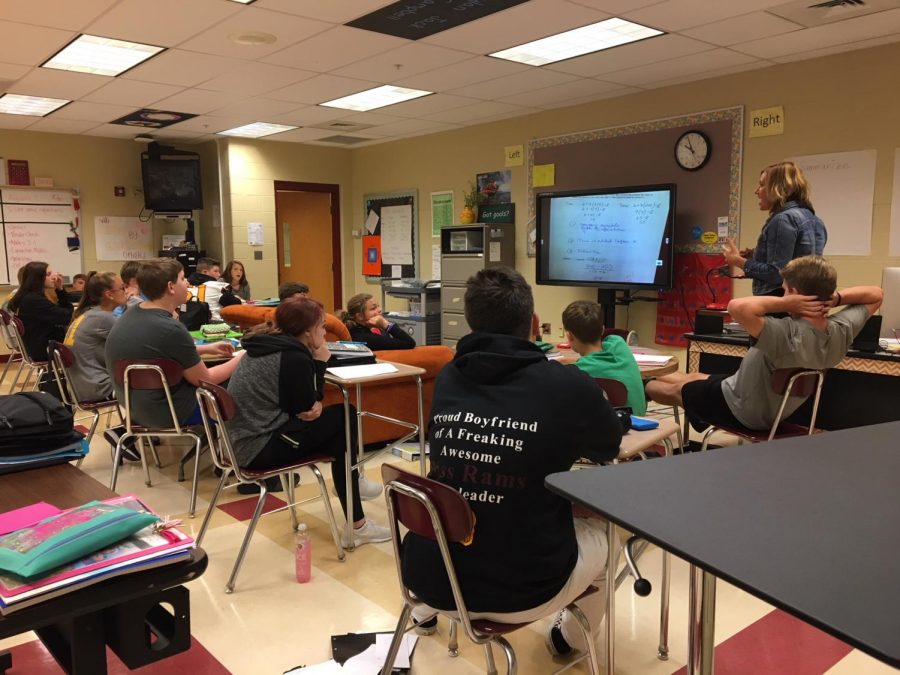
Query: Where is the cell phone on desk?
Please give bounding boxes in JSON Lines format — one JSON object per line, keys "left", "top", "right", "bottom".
{"left": 630, "top": 416, "right": 660, "bottom": 431}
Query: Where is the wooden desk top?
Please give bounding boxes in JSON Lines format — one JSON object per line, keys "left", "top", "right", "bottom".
{"left": 324, "top": 359, "right": 426, "bottom": 384}
{"left": 0, "top": 463, "right": 115, "bottom": 512}
{"left": 552, "top": 348, "right": 679, "bottom": 378}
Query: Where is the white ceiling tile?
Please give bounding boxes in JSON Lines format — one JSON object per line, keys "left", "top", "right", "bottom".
{"left": 166, "top": 115, "right": 252, "bottom": 133}
{"left": 256, "top": 126, "right": 340, "bottom": 142}
{"left": 0, "top": 112, "right": 41, "bottom": 129}
{"left": 497, "top": 77, "right": 627, "bottom": 107}
{"left": 422, "top": 0, "right": 609, "bottom": 54}
{"left": 395, "top": 56, "right": 530, "bottom": 92}
{"left": 147, "top": 88, "right": 237, "bottom": 115}
{"left": 449, "top": 69, "right": 578, "bottom": 101}
{"left": 196, "top": 61, "right": 316, "bottom": 96}
{"left": 122, "top": 50, "right": 243, "bottom": 87}
{"left": 252, "top": 0, "right": 395, "bottom": 24}
{"left": 624, "top": 0, "right": 787, "bottom": 31}
{"left": 333, "top": 42, "right": 473, "bottom": 82}
{"left": 50, "top": 100, "right": 135, "bottom": 122}
{"left": 329, "top": 111, "right": 406, "bottom": 126}
{"left": 603, "top": 47, "right": 761, "bottom": 86}
{"left": 771, "top": 33, "right": 900, "bottom": 63}
{"left": 83, "top": 122, "right": 150, "bottom": 138}
{"left": 682, "top": 12, "right": 803, "bottom": 47}
{"left": 207, "top": 97, "right": 301, "bottom": 118}
{"left": 535, "top": 84, "right": 643, "bottom": 109}
{"left": 262, "top": 26, "right": 407, "bottom": 72}
{"left": 9, "top": 69, "right": 107, "bottom": 99}
{"left": 266, "top": 74, "right": 379, "bottom": 105}
{"left": 377, "top": 92, "right": 481, "bottom": 118}
{"left": 544, "top": 33, "right": 713, "bottom": 77}
{"left": 264, "top": 106, "right": 345, "bottom": 126}
{"left": 367, "top": 118, "right": 459, "bottom": 137}
{"left": 0, "top": 21, "right": 74, "bottom": 67}
{"left": 424, "top": 100, "right": 531, "bottom": 124}
{"left": 733, "top": 8, "right": 900, "bottom": 59}
{"left": 642, "top": 59, "right": 772, "bottom": 89}
{"left": 81, "top": 79, "right": 183, "bottom": 107}
{"left": 178, "top": 7, "right": 331, "bottom": 60}
{"left": 85, "top": 0, "right": 241, "bottom": 47}
{"left": 26, "top": 117, "right": 101, "bottom": 134}
{"left": 0, "top": 0, "right": 119, "bottom": 32}
{"left": 567, "top": 0, "right": 665, "bottom": 12}
{"left": 0, "top": 62, "right": 31, "bottom": 84}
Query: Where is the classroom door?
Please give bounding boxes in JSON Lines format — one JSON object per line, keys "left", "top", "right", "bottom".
{"left": 274, "top": 182, "right": 342, "bottom": 313}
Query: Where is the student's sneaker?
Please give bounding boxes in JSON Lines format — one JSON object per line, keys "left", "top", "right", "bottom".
{"left": 413, "top": 616, "right": 438, "bottom": 636}
{"left": 545, "top": 610, "right": 573, "bottom": 658}
{"left": 332, "top": 476, "right": 383, "bottom": 502}
{"left": 341, "top": 519, "right": 391, "bottom": 547}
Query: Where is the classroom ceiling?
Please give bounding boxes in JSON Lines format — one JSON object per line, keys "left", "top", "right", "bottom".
{"left": 1, "top": 0, "right": 899, "bottom": 147}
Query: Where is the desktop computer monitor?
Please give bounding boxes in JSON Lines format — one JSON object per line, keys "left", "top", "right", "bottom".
{"left": 880, "top": 267, "right": 900, "bottom": 339}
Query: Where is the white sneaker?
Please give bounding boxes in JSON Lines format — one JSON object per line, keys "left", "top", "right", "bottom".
{"left": 332, "top": 476, "right": 384, "bottom": 502}
{"left": 341, "top": 519, "right": 391, "bottom": 547}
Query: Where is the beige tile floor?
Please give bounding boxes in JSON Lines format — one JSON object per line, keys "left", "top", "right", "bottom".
{"left": 0, "top": 400, "right": 896, "bottom": 674}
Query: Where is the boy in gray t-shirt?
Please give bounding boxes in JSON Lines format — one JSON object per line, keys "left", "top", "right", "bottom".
{"left": 647, "top": 256, "right": 883, "bottom": 432}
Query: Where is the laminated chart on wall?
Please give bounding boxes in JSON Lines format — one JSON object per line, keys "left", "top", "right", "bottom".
{"left": 0, "top": 188, "right": 81, "bottom": 285}
{"left": 362, "top": 190, "right": 418, "bottom": 280}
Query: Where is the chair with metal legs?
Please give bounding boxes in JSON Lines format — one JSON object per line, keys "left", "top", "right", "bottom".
{"left": 1, "top": 312, "right": 46, "bottom": 392}
{"left": 109, "top": 359, "right": 202, "bottom": 516}
{"left": 194, "top": 381, "right": 345, "bottom": 593}
{"left": 0, "top": 310, "right": 25, "bottom": 391}
{"left": 699, "top": 368, "right": 827, "bottom": 451}
{"left": 380, "top": 463, "right": 601, "bottom": 675}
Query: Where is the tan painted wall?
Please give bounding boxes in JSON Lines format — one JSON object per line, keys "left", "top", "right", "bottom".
{"left": 222, "top": 138, "right": 353, "bottom": 300}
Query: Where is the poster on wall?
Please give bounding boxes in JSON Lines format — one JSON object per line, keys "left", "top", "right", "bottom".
{"left": 788, "top": 149, "right": 876, "bottom": 256}
{"left": 476, "top": 170, "right": 511, "bottom": 205}
{"left": 430, "top": 191, "right": 453, "bottom": 237}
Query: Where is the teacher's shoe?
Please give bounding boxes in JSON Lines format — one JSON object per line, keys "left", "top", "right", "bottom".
{"left": 341, "top": 519, "right": 391, "bottom": 547}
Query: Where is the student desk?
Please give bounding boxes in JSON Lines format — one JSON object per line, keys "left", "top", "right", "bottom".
{"left": 547, "top": 421, "right": 900, "bottom": 674}
{"left": 685, "top": 332, "right": 900, "bottom": 429}
{"left": 0, "top": 463, "right": 207, "bottom": 674}
{"left": 555, "top": 348, "right": 680, "bottom": 378}
{"left": 325, "top": 361, "right": 426, "bottom": 548}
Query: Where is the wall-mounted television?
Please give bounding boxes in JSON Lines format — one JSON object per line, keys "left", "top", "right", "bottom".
{"left": 141, "top": 151, "right": 203, "bottom": 213}
{"left": 535, "top": 184, "right": 676, "bottom": 291}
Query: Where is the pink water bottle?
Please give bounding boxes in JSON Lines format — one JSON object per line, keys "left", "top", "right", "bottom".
{"left": 295, "top": 523, "right": 311, "bottom": 583}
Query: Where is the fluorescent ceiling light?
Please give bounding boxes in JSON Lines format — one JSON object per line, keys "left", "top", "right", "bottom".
{"left": 43, "top": 34, "right": 164, "bottom": 77}
{"left": 217, "top": 122, "right": 298, "bottom": 138}
{"left": 0, "top": 93, "right": 70, "bottom": 116}
{"left": 320, "top": 85, "right": 432, "bottom": 112}
{"left": 490, "top": 18, "right": 663, "bottom": 66}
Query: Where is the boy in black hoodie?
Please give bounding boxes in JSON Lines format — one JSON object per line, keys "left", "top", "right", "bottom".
{"left": 401, "top": 267, "right": 622, "bottom": 657}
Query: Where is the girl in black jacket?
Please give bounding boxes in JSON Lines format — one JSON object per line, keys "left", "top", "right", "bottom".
{"left": 339, "top": 293, "right": 415, "bottom": 350}
{"left": 9, "top": 261, "right": 73, "bottom": 362}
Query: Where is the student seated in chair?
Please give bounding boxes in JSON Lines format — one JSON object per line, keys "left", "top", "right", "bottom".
{"left": 113, "top": 261, "right": 146, "bottom": 317}
{"left": 340, "top": 293, "right": 415, "bottom": 350}
{"left": 105, "top": 258, "right": 244, "bottom": 430}
{"left": 646, "top": 255, "right": 883, "bottom": 433}
{"left": 278, "top": 281, "right": 309, "bottom": 301}
{"left": 187, "top": 257, "right": 242, "bottom": 321}
{"left": 401, "top": 266, "right": 622, "bottom": 656}
{"left": 562, "top": 299, "right": 647, "bottom": 415}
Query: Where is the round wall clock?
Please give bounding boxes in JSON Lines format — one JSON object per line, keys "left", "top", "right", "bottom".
{"left": 674, "top": 130, "right": 711, "bottom": 171}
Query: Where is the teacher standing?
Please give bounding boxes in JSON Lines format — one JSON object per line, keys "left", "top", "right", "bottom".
{"left": 723, "top": 161, "right": 827, "bottom": 296}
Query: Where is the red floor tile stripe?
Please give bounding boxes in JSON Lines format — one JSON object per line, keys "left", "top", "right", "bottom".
{"left": 216, "top": 493, "right": 287, "bottom": 522}
{"left": 671, "top": 609, "right": 854, "bottom": 675}
{"left": 2, "top": 636, "right": 230, "bottom": 674}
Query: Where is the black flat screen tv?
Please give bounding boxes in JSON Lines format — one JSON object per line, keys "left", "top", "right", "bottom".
{"left": 141, "top": 154, "right": 203, "bottom": 212}
{"left": 535, "top": 184, "right": 676, "bottom": 291}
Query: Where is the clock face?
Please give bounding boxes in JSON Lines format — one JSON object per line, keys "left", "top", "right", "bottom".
{"left": 675, "top": 130, "right": 710, "bottom": 171}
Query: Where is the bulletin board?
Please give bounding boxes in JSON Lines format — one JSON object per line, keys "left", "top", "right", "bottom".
{"left": 362, "top": 190, "right": 418, "bottom": 280}
{"left": 0, "top": 187, "right": 82, "bottom": 285}
{"left": 527, "top": 106, "right": 744, "bottom": 256}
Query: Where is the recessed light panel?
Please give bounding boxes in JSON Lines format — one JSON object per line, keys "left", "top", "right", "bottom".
{"left": 217, "top": 122, "right": 298, "bottom": 138}
{"left": 320, "top": 85, "right": 432, "bottom": 112}
{"left": 0, "top": 93, "right": 70, "bottom": 116}
{"left": 490, "top": 18, "right": 663, "bottom": 66}
{"left": 43, "top": 34, "right": 164, "bottom": 77}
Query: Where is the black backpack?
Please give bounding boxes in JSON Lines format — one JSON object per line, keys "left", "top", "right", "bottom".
{"left": 178, "top": 298, "right": 211, "bottom": 331}
{"left": 0, "top": 391, "right": 77, "bottom": 456}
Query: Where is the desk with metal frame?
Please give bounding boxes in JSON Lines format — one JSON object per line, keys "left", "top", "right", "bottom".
{"left": 325, "top": 360, "right": 427, "bottom": 549}
{"left": 547, "top": 422, "right": 900, "bottom": 674}
{"left": 0, "top": 463, "right": 207, "bottom": 674}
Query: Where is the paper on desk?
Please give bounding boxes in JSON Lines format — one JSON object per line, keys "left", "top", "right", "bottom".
{"left": 327, "top": 363, "right": 398, "bottom": 378}
{"left": 633, "top": 354, "right": 673, "bottom": 365}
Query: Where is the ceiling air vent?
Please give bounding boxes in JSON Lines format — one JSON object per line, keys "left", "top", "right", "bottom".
{"left": 768, "top": 0, "right": 899, "bottom": 27}
{"left": 312, "top": 121, "right": 373, "bottom": 133}
{"left": 317, "top": 135, "right": 371, "bottom": 145}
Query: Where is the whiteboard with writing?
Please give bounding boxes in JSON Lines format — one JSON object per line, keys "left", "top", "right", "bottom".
{"left": 94, "top": 216, "right": 153, "bottom": 261}
{"left": 788, "top": 150, "right": 876, "bottom": 256}
{"left": 0, "top": 188, "right": 81, "bottom": 286}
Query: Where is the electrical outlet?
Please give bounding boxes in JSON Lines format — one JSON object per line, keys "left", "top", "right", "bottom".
{"left": 558, "top": 327, "right": 565, "bottom": 338}
{"left": 541, "top": 322, "right": 551, "bottom": 335}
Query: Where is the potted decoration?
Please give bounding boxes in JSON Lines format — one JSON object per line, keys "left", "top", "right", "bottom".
{"left": 460, "top": 181, "right": 484, "bottom": 224}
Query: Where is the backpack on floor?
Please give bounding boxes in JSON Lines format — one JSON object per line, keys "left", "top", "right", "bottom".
{"left": 0, "top": 391, "right": 76, "bottom": 456}
{"left": 178, "top": 296, "right": 212, "bottom": 331}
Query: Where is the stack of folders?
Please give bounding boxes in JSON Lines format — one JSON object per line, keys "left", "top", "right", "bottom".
{"left": 0, "top": 435, "right": 88, "bottom": 476}
{"left": 0, "top": 495, "right": 193, "bottom": 614}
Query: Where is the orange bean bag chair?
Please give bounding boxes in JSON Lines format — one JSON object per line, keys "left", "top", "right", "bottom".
{"left": 220, "top": 304, "right": 453, "bottom": 446}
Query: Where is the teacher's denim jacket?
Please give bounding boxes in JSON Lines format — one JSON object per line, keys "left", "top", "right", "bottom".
{"left": 744, "top": 200, "right": 827, "bottom": 296}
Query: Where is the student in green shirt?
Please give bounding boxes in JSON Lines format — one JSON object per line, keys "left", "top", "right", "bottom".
{"left": 562, "top": 300, "right": 647, "bottom": 415}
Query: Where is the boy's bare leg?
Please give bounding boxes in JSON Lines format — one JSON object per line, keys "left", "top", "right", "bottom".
{"left": 645, "top": 372, "right": 709, "bottom": 407}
